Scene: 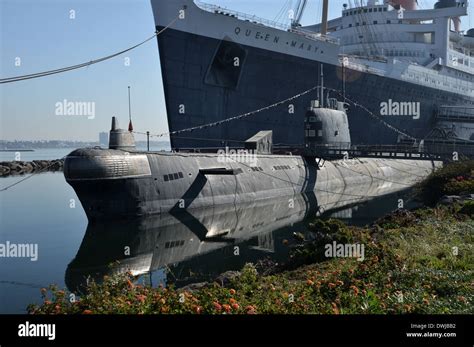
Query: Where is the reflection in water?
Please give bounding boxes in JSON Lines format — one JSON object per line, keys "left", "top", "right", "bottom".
{"left": 66, "top": 189, "right": 415, "bottom": 292}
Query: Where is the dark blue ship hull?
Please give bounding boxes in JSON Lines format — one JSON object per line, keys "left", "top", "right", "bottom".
{"left": 157, "top": 27, "right": 473, "bottom": 150}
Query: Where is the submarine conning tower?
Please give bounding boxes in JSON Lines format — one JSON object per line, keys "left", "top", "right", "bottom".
{"left": 304, "top": 98, "right": 351, "bottom": 151}
{"left": 108, "top": 117, "right": 136, "bottom": 150}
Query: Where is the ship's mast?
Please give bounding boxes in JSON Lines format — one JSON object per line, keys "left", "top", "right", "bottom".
{"left": 321, "top": 0, "right": 329, "bottom": 35}
{"left": 320, "top": 64, "right": 324, "bottom": 108}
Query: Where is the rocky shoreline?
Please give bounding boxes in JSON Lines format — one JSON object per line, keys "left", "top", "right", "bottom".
{"left": 0, "top": 159, "right": 64, "bottom": 177}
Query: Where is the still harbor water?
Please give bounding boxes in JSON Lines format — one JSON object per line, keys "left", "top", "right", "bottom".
{"left": 0, "top": 149, "right": 416, "bottom": 313}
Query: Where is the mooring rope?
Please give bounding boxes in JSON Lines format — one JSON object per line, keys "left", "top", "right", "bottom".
{"left": 0, "top": 17, "right": 179, "bottom": 84}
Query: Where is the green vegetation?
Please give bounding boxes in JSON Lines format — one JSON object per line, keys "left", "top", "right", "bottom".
{"left": 28, "top": 162, "right": 474, "bottom": 315}
{"left": 415, "top": 160, "right": 474, "bottom": 206}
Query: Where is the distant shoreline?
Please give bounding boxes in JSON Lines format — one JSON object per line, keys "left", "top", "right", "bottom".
{"left": 0, "top": 141, "right": 170, "bottom": 151}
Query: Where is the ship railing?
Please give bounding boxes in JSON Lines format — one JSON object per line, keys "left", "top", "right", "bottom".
{"left": 307, "top": 143, "right": 423, "bottom": 153}
{"left": 305, "top": 142, "right": 474, "bottom": 159}
{"left": 436, "top": 106, "right": 474, "bottom": 122}
{"left": 172, "top": 142, "right": 474, "bottom": 159}
{"left": 195, "top": 0, "right": 290, "bottom": 31}
{"left": 402, "top": 66, "right": 474, "bottom": 96}
{"left": 338, "top": 56, "right": 386, "bottom": 76}
{"left": 340, "top": 54, "right": 387, "bottom": 64}
{"left": 289, "top": 27, "right": 340, "bottom": 45}
{"left": 174, "top": 147, "right": 231, "bottom": 153}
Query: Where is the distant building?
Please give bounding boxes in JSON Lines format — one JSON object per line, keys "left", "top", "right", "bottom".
{"left": 99, "top": 132, "right": 108, "bottom": 147}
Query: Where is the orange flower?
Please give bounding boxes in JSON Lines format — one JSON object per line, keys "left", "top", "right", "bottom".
{"left": 328, "top": 283, "right": 336, "bottom": 289}
{"left": 336, "top": 280, "right": 344, "bottom": 286}
{"left": 222, "top": 304, "right": 232, "bottom": 313}
{"left": 44, "top": 300, "right": 52, "bottom": 305}
{"left": 126, "top": 279, "right": 134, "bottom": 289}
{"left": 229, "top": 298, "right": 237, "bottom": 305}
{"left": 231, "top": 303, "right": 239, "bottom": 311}
{"left": 245, "top": 305, "right": 255, "bottom": 313}
{"left": 350, "top": 285, "right": 359, "bottom": 296}
{"left": 194, "top": 306, "right": 202, "bottom": 314}
{"left": 306, "top": 279, "right": 314, "bottom": 286}
{"left": 229, "top": 289, "right": 236, "bottom": 296}
{"left": 246, "top": 305, "right": 257, "bottom": 314}
{"left": 213, "top": 302, "right": 222, "bottom": 312}
{"left": 331, "top": 302, "right": 340, "bottom": 315}
{"left": 82, "top": 309, "right": 93, "bottom": 314}
{"left": 136, "top": 294, "right": 146, "bottom": 303}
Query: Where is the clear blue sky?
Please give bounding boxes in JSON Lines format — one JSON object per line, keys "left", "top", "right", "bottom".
{"left": 1, "top": 0, "right": 471, "bottom": 141}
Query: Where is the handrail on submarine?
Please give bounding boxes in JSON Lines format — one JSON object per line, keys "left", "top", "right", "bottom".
{"left": 301, "top": 142, "right": 474, "bottom": 161}
{"left": 167, "top": 142, "right": 474, "bottom": 162}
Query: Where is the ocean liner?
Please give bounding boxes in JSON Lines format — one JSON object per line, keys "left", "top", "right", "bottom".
{"left": 151, "top": 0, "right": 474, "bottom": 150}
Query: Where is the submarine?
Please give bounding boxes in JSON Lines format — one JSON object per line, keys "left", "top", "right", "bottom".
{"left": 64, "top": 97, "right": 442, "bottom": 220}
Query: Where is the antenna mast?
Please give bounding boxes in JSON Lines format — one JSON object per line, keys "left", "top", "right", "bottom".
{"left": 128, "top": 86, "right": 134, "bottom": 132}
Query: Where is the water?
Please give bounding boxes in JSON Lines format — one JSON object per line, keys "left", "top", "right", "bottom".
{"left": 0, "top": 171, "right": 416, "bottom": 313}
{"left": 0, "top": 172, "right": 86, "bottom": 313}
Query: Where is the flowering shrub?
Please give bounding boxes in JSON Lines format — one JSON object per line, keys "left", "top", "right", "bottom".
{"left": 416, "top": 160, "right": 474, "bottom": 205}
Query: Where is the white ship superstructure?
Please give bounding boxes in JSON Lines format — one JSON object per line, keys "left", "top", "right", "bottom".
{"left": 304, "top": 0, "right": 473, "bottom": 96}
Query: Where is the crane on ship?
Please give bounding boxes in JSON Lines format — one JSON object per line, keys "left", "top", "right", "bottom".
{"left": 291, "top": 0, "right": 308, "bottom": 27}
